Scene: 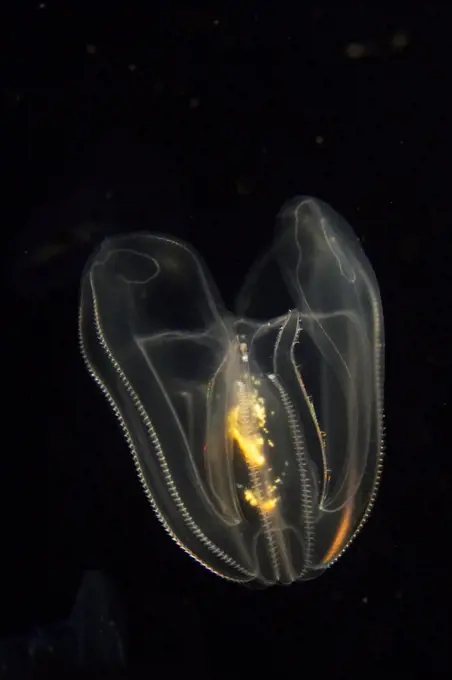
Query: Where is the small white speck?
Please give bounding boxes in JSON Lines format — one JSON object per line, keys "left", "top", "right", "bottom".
{"left": 315, "top": 135, "right": 324, "bottom": 145}
{"left": 38, "top": 2, "right": 46, "bottom": 8}
{"left": 345, "top": 42, "right": 367, "bottom": 59}
{"left": 213, "top": 19, "right": 220, "bottom": 26}
{"left": 362, "top": 596, "right": 368, "bottom": 604}
{"left": 391, "top": 30, "right": 410, "bottom": 51}
{"left": 189, "top": 97, "right": 200, "bottom": 109}
{"left": 128, "top": 64, "right": 137, "bottom": 72}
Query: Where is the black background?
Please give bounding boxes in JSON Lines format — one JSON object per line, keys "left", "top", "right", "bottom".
{"left": 2, "top": 2, "right": 451, "bottom": 676}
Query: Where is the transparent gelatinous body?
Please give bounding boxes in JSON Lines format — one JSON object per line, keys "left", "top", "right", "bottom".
{"left": 79, "top": 196, "right": 384, "bottom": 586}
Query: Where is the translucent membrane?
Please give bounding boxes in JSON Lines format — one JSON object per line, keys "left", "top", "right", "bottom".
{"left": 79, "top": 196, "right": 384, "bottom": 586}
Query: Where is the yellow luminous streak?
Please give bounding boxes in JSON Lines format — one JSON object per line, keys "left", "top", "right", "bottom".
{"left": 228, "top": 406, "right": 265, "bottom": 468}
{"left": 322, "top": 503, "right": 352, "bottom": 565}
{"left": 244, "top": 489, "right": 278, "bottom": 513}
{"left": 228, "top": 400, "right": 279, "bottom": 515}
{"left": 261, "top": 498, "right": 278, "bottom": 512}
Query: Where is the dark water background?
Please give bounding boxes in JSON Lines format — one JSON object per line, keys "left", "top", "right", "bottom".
{"left": 1, "top": 3, "right": 451, "bottom": 676}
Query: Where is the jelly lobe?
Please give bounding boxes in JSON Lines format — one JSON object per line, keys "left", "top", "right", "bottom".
{"left": 205, "top": 314, "right": 339, "bottom": 585}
